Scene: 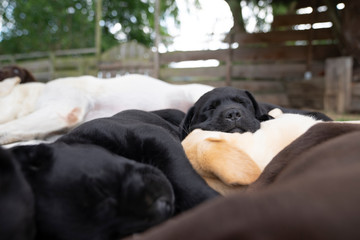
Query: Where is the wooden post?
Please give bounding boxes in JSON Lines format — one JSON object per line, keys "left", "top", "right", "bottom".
{"left": 95, "top": 0, "right": 103, "bottom": 64}
{"left": 225, "top": 33, "right": 233, "bottom": 86}
{"left": 324, "top": 57, "right": 353, "bottom": 114}
{"left": 49, "top": 51, "right": 55, "bottom": 81}
{"left": 153, "top": 0, "right": 160, "bottom": 79}
{"left": 10, "top": 55, "right": 16, "bottom": 64}
{"left": 305, "top": 0, "right": 316, "bottom": 80}
{"left": 322, "top": 0, "right": 345, "bottom": 53}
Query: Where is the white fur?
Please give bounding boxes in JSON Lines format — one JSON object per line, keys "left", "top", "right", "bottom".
{"left": 240, "top": 113, "right": 321, "bottom": 170}
{"left": 189, "top": 113, "right": 321, "bottom": 173}
{"left": 0, "top": 74, "right": 213, "bottom": 144}
{"left": 190, "top": 111, "right": 360, "bottom": 172}
{"left": 0, "top": 77, "right": 45, "bottom": 124}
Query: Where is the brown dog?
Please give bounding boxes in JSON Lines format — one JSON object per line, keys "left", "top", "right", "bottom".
{"left": 126, "top": 122, "right": 360, "bottom": 240}
{"left": 0, "top": 65, "right": 37, "bottom": 83}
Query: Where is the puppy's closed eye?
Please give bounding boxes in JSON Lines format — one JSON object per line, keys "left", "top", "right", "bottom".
{"left": 232, "top": 97, "right": 245, "bottom": 104}
{"left": 204, "top": 99, "right": 221, "bottom": 112}
{"left": 206, "top": 105, "right": 216, "bottom": 111}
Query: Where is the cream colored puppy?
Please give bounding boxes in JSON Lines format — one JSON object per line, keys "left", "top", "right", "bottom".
{"left": 0, "top": 74, "right": 213, "bottom": 144}
{"left": 182, "top": 112, "right": 322, "bottom": 195}
{"left": 0, "top": 77, "right": 45, "bottom": 124}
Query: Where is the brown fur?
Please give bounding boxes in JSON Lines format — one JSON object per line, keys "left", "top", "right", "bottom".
{"left": 182, "top": 130, "right": 261, "bottom": 195}
{"left": 127, "top": 123, "right": 360, "bottom": 240}
{"left": 0, "top": 65, "right": 37, "bottom": 83}
{"left": 182, "top": 113, "right": 321, "bottom": 195}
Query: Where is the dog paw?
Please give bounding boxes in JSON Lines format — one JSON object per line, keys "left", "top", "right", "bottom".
{"left": 268, "top": 108, "right": 283, "bottom": 118}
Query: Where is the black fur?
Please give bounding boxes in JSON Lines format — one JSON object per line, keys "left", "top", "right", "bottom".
{"left": 151, "top": 109, "right": 185, "bottom": 135}
{"left": 57, "top": 109, "right": 219, "bottom": 214}
{"left": 0, "top": 146, "right": 35, "bottom": 240}
{"left": 0, "top": 65, "right": 37, "bottom": 83}
{"left": 180, "top": 87, "right": 332, "bottom": 139}
{"left": 10, "top": 143, "right": 174, "bottom": 240}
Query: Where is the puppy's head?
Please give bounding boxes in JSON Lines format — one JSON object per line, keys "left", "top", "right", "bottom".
{"left": 0, "top": 146, "right": 35, "bottom": 240}
{"left": 0, "top": 65, "right": 36, "bottom": 83}
{"left": 180, "top": 87, "right": 267, "bottom": 139}
{"left": 11, "top": 143, "right": 174, "bottom": 240}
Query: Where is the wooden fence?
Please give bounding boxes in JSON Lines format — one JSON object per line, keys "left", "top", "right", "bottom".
{"left": 157, "top": 0, "right": 343, "bottom": 108}
{"left": 0, "top": 48, "right": 97, "bottom": 82}
{"left": 0, "top": 0, "right": 356, "bottom": 113}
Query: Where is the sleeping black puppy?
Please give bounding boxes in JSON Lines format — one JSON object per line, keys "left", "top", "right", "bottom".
{"left": 152, "top": 109, "right": 186, "bottom": 135}
{"left": 56, "top": 109, "right": 219, "bottom": 214}
{"left": 0, "top": 146, "right": 35, "bottom": 240}
{"left": 10, "top": 143, "right": 174, "bottom": 240}
{"left": 180, "top": 87, "right": 332, "bottom": 139}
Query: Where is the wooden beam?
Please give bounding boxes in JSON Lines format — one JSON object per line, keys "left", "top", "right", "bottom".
{"left": 95, "top": 0, "right": 102, "bottom": 63}
{"left": 159, "top": 45, "right": 340, "bottom": 64}
{"left": 160, "top": 49, "right": 228, "bottom": 64}
{"left": 231, "top": 63, "right": 309, "bottom": 79}
{"left": 160, "top": 66, "right": 226, "bottom": 79}
{"left": 272, "top": 11, "right": 335, "bottom": 29}
{"left": 159, "top": 63, "right": 325, "bottom": 81}
{"left": 295, "top": 0, "right": 342, "bottom": 10}
{"left": 232, "top": 45, "right": 340, "bottom": 62}
{"left": 226, "top": 34, "right": 234, "bottom": 86}
{"left": 324, "top": 57, "right": 353, "bottom": 113}
{"left": 98, "top": 61, "right": 153, "bottom": 70}
{"left": 233, "top": 28, "right": 334, "bottom": 45}
{"left": 153, "top": 0, "right": 160, "bottom": 78}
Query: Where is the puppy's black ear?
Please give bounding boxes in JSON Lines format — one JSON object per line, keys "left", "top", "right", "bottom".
{"left": 257, "top": 114, "right": 274, "bottom": 121}
{"left": 152, "top": 109, "right": 185, "bottom": 127}
{"left": 179, "top": 106, "right": 195, "bottom": 140}
{"left": 304, "top": 111, "right": 333, "bottom": 121}
{"left": 245, "top": 90, "right": 265, "bottom": 119}
{"left": 10, "top": 144, "right": 53, "bottom": 177}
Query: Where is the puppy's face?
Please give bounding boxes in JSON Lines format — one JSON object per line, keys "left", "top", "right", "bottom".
{"left": 180, "top": 87, "right": 268, "bottom": 139}
{"left": 12, "top": 143, "right": 174, "bottom": 240}
{"left": 0, "top": 66, "right": 22, "bottom": 81}
{"left": 0, "top": 66, "right": 36, "bottom": 83}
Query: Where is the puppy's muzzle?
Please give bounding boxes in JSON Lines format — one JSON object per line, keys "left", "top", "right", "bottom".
{"left": 220, "top": 108, "right": 260, "bottom": 133}
{"left": 224, "top": 108, "right": 241, "bottom": 122}
{"left": 151, "top": 196, "right": 173, "bottom": 219}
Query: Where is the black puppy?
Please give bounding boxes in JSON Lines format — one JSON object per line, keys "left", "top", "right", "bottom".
{"left": 0, "top": 146, "right": 35, "bottom": 240}
{"left": 180, "top": 87, "right": 332, "bottom": 139}
{"left": 152, "top": 109, "right": 186, "bottom": 134}
{"left": 11, "top": 143, "right": 174, "bottom": 240}
{"left": 56, "top": 109, "right": 219, "bottom": 213}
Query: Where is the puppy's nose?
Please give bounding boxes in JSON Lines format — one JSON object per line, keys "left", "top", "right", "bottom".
{"left": 224, "top": 109, "right": 241, "bottom": 121}
{"left": 149, "top": 196, "right": 174, "bottom": 222}
{"left": 153, "top": 197, "right": 173, "bottom": 215}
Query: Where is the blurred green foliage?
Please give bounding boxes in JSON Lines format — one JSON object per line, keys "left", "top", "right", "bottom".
{"left": 0, "top": 0, "right": 183, "bottom": 54}
{"left": 225, "top": 0, "right": 295, "bottom": 33}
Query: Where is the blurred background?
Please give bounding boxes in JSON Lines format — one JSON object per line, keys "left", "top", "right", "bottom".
{"left": 0, "top": 0, "right": 359, "bottom": 114}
